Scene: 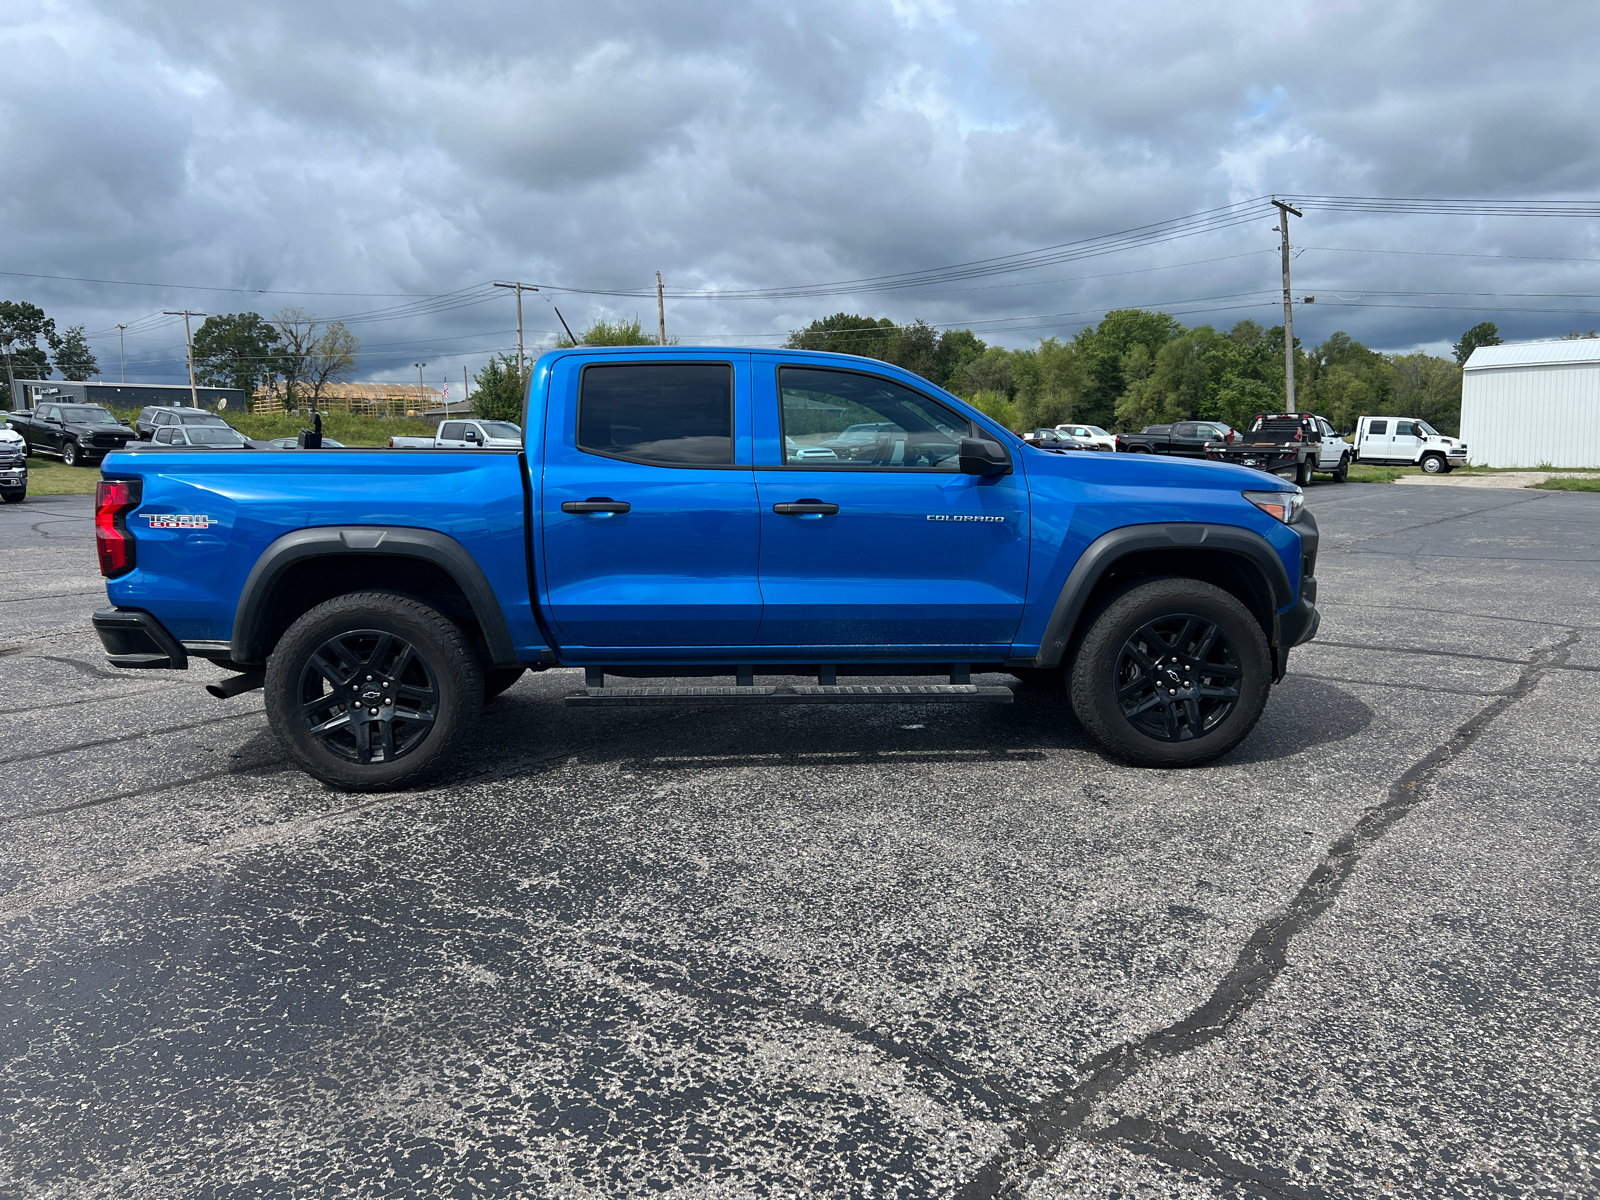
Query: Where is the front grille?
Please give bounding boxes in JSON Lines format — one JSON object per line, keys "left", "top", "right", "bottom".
{"left": 92, "top": 433, "right": 128, "bottom": 448}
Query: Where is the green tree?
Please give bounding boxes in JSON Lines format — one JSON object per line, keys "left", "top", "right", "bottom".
{"left": 1452, "top": 321, "right": 1501, "bottom": 365}
{"left": 1011, "top": 337, "right": 1086, "bottom": 429}
{"left": 1561, "top": 329, "right": 1599, "bottom": 339}
{"left": 1389, "top": 353, "right": 1463, "bottom": 434}
{"left": 472, "top": 354, "right": 525, "bottom": 422}
{"left": 559, "top": 316, "right": 660, "bottom": 347}
{"left": 194, "top": 312, "right": 282, "bottom": 399}
{"left": 785, "top": 313, "right": 897, "bottom": 359}
{"left": 52, "top": 325, "right": 98, "bottom": 380}
{"left": 0, "top": 300, "right": 60, "bottom": 406}
{"left": 1072, "top": 309, "right": 1183, "bottom": 427}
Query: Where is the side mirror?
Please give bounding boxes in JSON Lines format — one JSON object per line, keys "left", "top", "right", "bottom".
{"left": 465, "top": 429, "right": 481, "bottom": 443}
{"left": 959, "top": 437, "right": 1011, "bottom": 476}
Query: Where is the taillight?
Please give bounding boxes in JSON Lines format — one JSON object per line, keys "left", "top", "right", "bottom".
{"left": 95, "top": 478, "right": 142, "bottom": 578}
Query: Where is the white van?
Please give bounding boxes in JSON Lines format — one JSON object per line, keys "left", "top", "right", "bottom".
{"left": 1354, "top": 417, "right": 1468, "bottom": 475}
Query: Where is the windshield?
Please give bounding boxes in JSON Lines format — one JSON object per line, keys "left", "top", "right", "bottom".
{"left": 479, "top": 422, "right": 521, "bottom": 439}
{"left": 186, "top": 426, "right": 248, "bottom": 446}
{"left": 1417, "top": 420, "right": 1440, "bottom": 436}
{"left": 1085, "top": 426, "right": 1108, "bottom": 436}
{"left": 59, "top": 406, "right": 120, "bottom": 425}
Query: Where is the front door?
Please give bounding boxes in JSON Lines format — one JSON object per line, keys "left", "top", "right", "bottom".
{"left": 540, "top": 357, "right": 760, "bottom": 649}
{"left": 753, "top": 363, "right": 1029, "bottom": 650}
{"left": 1392, "top": 420, "right": 1424, "bottom": 463}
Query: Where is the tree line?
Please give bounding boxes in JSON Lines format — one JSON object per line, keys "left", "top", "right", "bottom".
{"left": 785, "top": 313, "right": 1547, "bottom": 437}
{"left": 0, "top": 301, "right": 358, "bottom": 409}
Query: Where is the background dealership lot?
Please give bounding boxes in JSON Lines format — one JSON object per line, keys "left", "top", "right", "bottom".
{"left": 1, "top": 481, "right": 1595, "bottom": 1197}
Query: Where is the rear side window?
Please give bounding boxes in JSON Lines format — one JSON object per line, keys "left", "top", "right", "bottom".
{"left": 1368, "top": 420, "right": 1388, "bottom": 435}
{"left": 579, "top": 363, "right": 733, "bottom": 466}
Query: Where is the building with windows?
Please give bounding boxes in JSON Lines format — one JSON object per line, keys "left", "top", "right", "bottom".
{"left": 12, "top": 380, "right": 245, "bottom": 413}
{"left": 1461, "top": 341, "right": 1600, "bottom": 467}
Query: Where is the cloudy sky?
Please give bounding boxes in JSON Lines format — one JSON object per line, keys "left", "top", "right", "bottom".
{"left": 4, "top": 0, "right": 1600, "bottom": 387}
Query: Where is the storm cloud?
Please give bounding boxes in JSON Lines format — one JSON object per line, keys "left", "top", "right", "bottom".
{"left": 4, "top": 0, "right": 1599, "bottom": 383}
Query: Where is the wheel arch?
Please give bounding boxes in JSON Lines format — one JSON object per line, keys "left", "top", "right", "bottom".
{"left": 1023, "top": 524, "right": 1293, "bottom": 672}
{"left": 231, "top": 527, "right": 519, "bottom": 668}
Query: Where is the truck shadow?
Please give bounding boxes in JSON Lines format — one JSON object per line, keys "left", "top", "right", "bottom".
{"left": 476, "top": 675, "right": 1372, "bottom": 775}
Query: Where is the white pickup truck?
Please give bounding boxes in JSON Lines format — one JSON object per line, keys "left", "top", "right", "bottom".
{"left": 388, "top": 418, "right": 522, "bottom": 449}
{"left": 1353, "top": 417, "right": 1468, "bottom": 474}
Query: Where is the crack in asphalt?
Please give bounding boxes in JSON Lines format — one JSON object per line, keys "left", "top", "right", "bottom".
{"left": 0, "top": 708, "right": 263, "bottom": 766}
{"left": 1088, "top": 1115, "right": 1329, "bottom": 1199}
{"left": 1293, "top": 672, "right": 1510, "bottom": 698}
{"left": 953, "top": 627, "right": 1581, "bottom": 1200}
{"left": 589, "top": 941, "right": 1031, "bottom": 1119}
{"left": 1315, "top": 599, "right": 1596, "bottom": 631}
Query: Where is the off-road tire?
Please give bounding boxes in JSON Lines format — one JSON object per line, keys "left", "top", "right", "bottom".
{"left": 483, "top": 666, "right": 526, "bottom": 701}
{"left": 264, "top": 591, "right": 482, "bottom": 791}
{"left": 1332, "top": 454, "right": 1349, "bottom": 483}
{"left": 62, "top": 440, "right": 81, "bottom": 467}
{"left": 1069, "top": 578, "right": 1272, "bottom": 768}
{"left": 1420, "top": 453, "right": 1446, "bottom": 475}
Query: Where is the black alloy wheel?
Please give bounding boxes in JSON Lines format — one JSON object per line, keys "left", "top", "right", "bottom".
{"left": 1112, "top": 615, "right": 1241, "bottom": 742}
{"left": 297, "top": 630, "right": 440, "bottom": 765}
{"left": 61, "top": 440, "right": 80, "bottom": 467}
{"left": 1069, "top": 577, "right": 1271, "bottom": 767}
{"left": 265, "top": 591, "right": 481, "bottom": 791}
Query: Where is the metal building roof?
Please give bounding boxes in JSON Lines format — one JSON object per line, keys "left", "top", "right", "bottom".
{"left": 1463, "top": 340, "right": 1600, "bottom": 370}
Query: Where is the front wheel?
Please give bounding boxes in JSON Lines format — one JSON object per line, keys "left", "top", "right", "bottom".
{"left": 264, "top": 591, "right": 482, "bottom": 791}
{"left": 1069, "top": 578, "right": 1272, "bottom": 767}
{"left": 1420, "top": 453, "right": 1446, "bottom": 475}
{"left": 62, "top": 440, "right": 81, "bottom": 467}
{"left": 1, "top": 489, "right": 24, "bottom": 504}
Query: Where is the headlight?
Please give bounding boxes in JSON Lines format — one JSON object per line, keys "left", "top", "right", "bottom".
{"left": 1243, "top": 488, "right": 1304, "bottom": 523}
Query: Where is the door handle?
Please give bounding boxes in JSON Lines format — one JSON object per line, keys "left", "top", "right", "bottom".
{"left": 772, "top": 501, "right": 839, "bottom": 515}
{"left": 562, "top": 498, "right": 631, "bottom": 514}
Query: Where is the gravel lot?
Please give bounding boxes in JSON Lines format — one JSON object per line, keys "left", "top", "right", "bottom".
{"left": 1, "top": 483, "right": 1596, "bottom": 1199}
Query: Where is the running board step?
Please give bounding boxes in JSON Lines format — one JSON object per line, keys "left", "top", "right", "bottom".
{"left": 565, "top": 683, "right": 1013, "bottom": 707}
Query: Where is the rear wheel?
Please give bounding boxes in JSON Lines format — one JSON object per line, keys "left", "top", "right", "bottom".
{"left": 1295, "top": 458, "right": 1313, "bottom": 485}
{"left": 264, "top": 591, "right": 482, "bottom": 791}
{"left": 1069, "top": 578, "right": 1271, "bottom": 767}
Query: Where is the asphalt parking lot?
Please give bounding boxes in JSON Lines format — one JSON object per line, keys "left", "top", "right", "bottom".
{"left": 2, "top": 483, "right": 1597, "bottom": 1199}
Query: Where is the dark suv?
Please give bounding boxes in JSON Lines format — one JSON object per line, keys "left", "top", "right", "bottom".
{"left": 137, "top": 406, "right": 227, "bottom": 440}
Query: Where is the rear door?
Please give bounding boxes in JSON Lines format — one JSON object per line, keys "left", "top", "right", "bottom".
{"left": 1361, "top": 418, "right": 1390, "bottom": 461}
{"left": 751, "top": 360, "right": 1029, "bottom": 650}
{"left": 539, "top": 355, "right": 760, "bottom": 649}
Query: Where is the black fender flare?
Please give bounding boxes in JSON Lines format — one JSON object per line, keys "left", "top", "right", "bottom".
{"left": 1021, "top": 522, "right": 1294, "bottom": 669}
{"left": 231, "top": 526, "right": 518, "bottom": 667}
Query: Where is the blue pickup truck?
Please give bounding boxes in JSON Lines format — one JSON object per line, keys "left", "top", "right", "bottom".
{"left": 90, "top": 346, "right": 1320, "bottom": 789}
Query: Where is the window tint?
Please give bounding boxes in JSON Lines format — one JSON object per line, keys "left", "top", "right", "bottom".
{"left": 778, "top": 367, "right": 971, "bottom": 470}
{"left": 579, "top": 363, "right": 733, "bottom": 465}
{"left": 186, "top": 426, "right": 246, "bottom": 445}
{"left": 60, "top": 406, "right": 117, "bottom": 424}
{"left": 1369, "top": 420, "right": 1388, "bottom": 435}
{"left": 440, "top": 422, "right": 466, "bottom": 441}
{"left": 1395, "top": 421, "right": 1419, "bottom": 436}
{"left": 479, "top": 421, "right": 521, "bottom": 439}
{"left": 179, "top": 413, "right": 224, "bottom": 425}
{"left": 155, "top": 428, "right": 177, "bottom": 444}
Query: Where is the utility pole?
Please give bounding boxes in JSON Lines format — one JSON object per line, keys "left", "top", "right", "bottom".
{"left": 164, "top": 310, "right": 205, "bottom": 407}
{"left": 492, "top": 282, "right": 537, "bottom": 383}
{"left": 656, "top": 271, "right": 666, "bottom": 345}
{"left": 414, "top": 362, "right": 428, "bottom": 416}
{"left": 1271, "top": 199, "right": 1302, "bottom": 413}
{"left": 116, "top": 324, "right": 128, "bottom": 383}
{"left": 1, "top": 338, "right": 17, "bottom": 412}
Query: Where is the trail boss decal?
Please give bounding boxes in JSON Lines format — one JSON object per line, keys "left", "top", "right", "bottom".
{"left": 926, "top": 514, "right": 1006, "bottom": 522}
{"left": 146, "top": 514, "right": 212, "bottom": 529}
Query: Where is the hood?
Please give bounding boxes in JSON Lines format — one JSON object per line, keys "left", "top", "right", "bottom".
{"left": 1021, "top": 442, "right": 1295, "bottom": 493}
{"left": 0, "top": 429, "right": 23, "bottom": 446}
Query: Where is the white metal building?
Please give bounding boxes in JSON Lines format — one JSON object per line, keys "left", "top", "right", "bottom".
{"left": 1461, "top": 340, "right": 1600, "bottom": 467}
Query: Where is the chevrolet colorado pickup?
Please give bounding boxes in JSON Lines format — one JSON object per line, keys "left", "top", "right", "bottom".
{"left": 90, "top": 346, "right": 1320, "bottom": 790}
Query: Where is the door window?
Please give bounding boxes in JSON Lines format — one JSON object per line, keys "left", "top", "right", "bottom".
{"left": 1173, "top": 423, "right": 1197, "bottom": 439}
{"left": 1368, "top": 420, "right": 1388, "bottom": 435}
{"left": 579, "top": 363, "right": 733, "bottom": 466}
{"left": 777, "top": 367, "right": 971, "bottom": 469}
{"left": 1395, "top": 421, "right": 1419, "bottom": 437}
{"left": 155, "top": 428, "right": 178, "bottom": 444}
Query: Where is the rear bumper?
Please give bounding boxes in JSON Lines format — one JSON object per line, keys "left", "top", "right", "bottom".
{"left": 92, "top": 607, "right": 189, "bottom": 670}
